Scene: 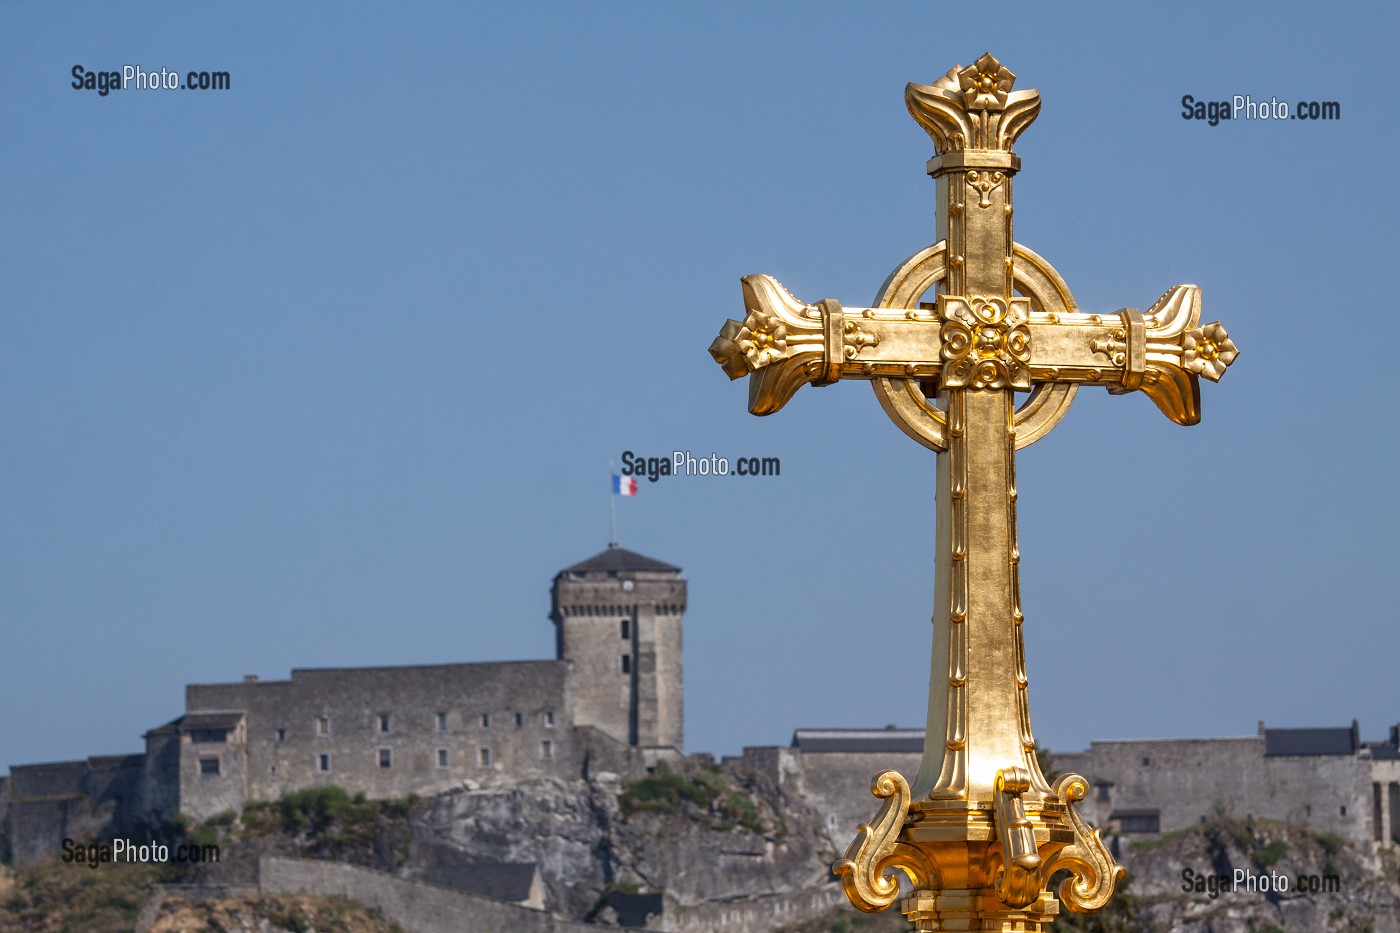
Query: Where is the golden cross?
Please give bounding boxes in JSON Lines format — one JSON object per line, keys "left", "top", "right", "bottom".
{"left": 708, "top": 53, "right": 1237, "bottom": 932}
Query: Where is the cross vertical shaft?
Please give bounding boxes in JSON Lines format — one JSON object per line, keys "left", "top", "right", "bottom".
{"left": 911, "top": 128, "right": 1043, "bottom": 807}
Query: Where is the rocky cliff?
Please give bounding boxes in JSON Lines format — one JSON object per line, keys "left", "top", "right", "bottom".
{"left": 1057, "top": 816, "right": 1400, "bottom": 933}
{"left": 412, "top": 759, "right": 838, "bottom": 921}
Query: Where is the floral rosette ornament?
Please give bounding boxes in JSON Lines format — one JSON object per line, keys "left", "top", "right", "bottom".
{"left": 938, "top": 295, "right": 1032, "bottom": 389}
{"left": 1182, "top": 321, "right": 1239, "bottom": 382}
{"left": 736, "top": 310, "right": 788, "bottom": 369}
{"left": 958, "top": 52, "right": 1015, "bottom": 111}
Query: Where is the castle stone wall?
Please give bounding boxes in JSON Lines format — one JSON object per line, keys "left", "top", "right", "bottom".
{"left": 731, "top": 726, "right": 1400, "bottom": 857}
{"left": 177, "top": 717, "right": 248, "bottom": 822}
{"left": 184, "top": 661, "right": 576, "bottom": 812}
{"left": 659, "top": 885, "right": 845, "bottom": 932}
{"left": 141, "top": 727, "right": 181, "bottom": 823}
{"left": 5, "top": 755, "right": 146, "bottom": 864}
{"left": 1049, "top": 749, "right": 1092, "bottom": 779}
{"left": 556, "top": 598, "right": 632, "bottom": 746}
{"left": 725, "top": 746, "right": 805, "bottom": 795}
{"left": 795, "top": 751, "right": 923, "bottom": 846}
{"left": 1259, "top": 754, "right": 1373, "bottom": 842}
{"left": 1075, "top": 737, "right": 1376, "bottom": 845}
{"left": 1076, "top": 737, "right": 1262, "bottom": 833}
{"left": 261, "top": 855, "right": 842, "bottom": 933}
{"left": 259, "top": 855, "right": 598, "bottom": 933}
{"left": 1371, "top": 757, "right": 1400, "bottom": 844}
{"left": 649, "top": 600, "right": 684, "bottom": 750}
{"left": 727, "top": 745, "right": 922, "bottom": 848}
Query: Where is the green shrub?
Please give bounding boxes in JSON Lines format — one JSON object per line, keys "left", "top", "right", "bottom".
{"left": 1318, "top": 832, "right": 1346, "bottom": 857}
{"left": 719, "top": 792, "right": 764, "bottom": 834}
{"left": 619, "top": 763, "right": 721, "bottom": 816}
{"left": 1255, "top": 839, "right": 1288, "bottom": 867}
{"left": 620, "top": 764, "right": 769, "bottom": 834}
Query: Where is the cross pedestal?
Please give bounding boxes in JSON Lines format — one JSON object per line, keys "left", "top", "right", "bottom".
{"left": 709, "top": 54, "right": 1237, "bottom": 931}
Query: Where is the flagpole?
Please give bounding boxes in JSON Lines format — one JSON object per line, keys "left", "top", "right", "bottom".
{"left": 608, "top": 462, "right": 618, "bottom": 549}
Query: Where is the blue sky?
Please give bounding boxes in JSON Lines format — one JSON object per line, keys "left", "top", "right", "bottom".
{"left": 3, "top": 2, "right": 1396, "bottom": 770}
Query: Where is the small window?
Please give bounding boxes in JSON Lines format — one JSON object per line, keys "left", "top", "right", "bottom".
{"left": 190, "top": 729, "right": 228, "bottom": 743}
{"left": 544, "top": 711, "right": 555, "bottom": 728}
{"left": 541, "top": 739, "right": 554, "bottom": 760}
{"left": 317, "top": 716, "right": 331, "bottom": 736}
{"left": 1122, "top": 814, "right": 1157, "bottom": 833}
{"left": 436, "top": 712, "right": 448, "bottom": 731}
{"left": 378, "top": 714, "right": 391, "bottom": 734}
{"left": 1095, "top": 784, "right": 1111, "bottom": 802}
{"left": 621, "top": 619, "right": 629, "bottom": 639}
{"left": 275, "top": 728, "right": 286, "bottom": 742}
{"left": 1112, "top": 810, "right": 1160, "bottom": 833}
{"left": 479, "top": 747, "right": 492, "bottom": 767}
{"left": 514, "top": 712, "right": 524, "bottom": 729}
{"left": 1141, "top": 757, "right": 1150, "bottom": 767}
{"left": 481, "top": 713, "right": 491, "bottom": 728}
{"left": 318, "top": 753, "right": 331, "bottom": 773}
{"left": 199, "top": 757, "right": 220, "bottom": 776}
{"left": 437, "top": 748, "right": 449, "bottom": 768}
{"left": 621, "top": 654, "right": 631, "bottom": 674}
{"left": 379, "top": 748, "right": 392, "bottom": 769}
{"left": 1341, "top": 805, "right": 1347, "bottom": 816}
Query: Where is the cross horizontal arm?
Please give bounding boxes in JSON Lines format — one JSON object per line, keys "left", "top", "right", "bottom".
{"left": 709, "top": 275, "right": 1237, "bottom": 424}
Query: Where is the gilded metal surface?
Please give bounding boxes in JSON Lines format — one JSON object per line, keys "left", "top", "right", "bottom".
{"left": 937, "top": 296, "right": 1031, "bottom": 390}
{"left": 1042, "top": 773, "right": 1126, "bottom": 913}
{"left": 833, "top": 770, "right": 934, "bottom": 912}
{"left": 707, "top": 53, "right": 1236, "bottom": 930}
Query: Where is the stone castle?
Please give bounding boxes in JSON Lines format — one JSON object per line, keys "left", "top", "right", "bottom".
{"left": 4, "top": 543, "right": 1399, "bottom": 868}
{"left": 1, "top": 545, "right": 685, "bottom": 864}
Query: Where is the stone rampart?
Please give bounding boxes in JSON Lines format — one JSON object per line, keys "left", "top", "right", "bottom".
{"left": 5, "top": 755, "right": 146, "bottom": 864}
{"left": 1079, "top": 736, "right": 1376, "bottom": 844}
{"left": 259, "top": 855, "right": 598, "bottom": 933}
{"left": 657, "top": 885, "right": 846, "bottom": 932}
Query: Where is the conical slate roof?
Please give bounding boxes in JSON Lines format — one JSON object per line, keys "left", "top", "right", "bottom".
{"left": 560, "top": 546, "right": 680, "bottom": 575}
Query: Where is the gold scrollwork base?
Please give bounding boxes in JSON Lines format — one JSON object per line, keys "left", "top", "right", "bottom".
{"left": 833, "top": 771, "right": 933, "bottom": 912}
{"left": 834, "top": 769, "right": 1124, "bottom": 929}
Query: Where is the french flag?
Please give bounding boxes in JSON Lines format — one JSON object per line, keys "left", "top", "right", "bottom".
{"left": 612, "top": 474, "right": 638, "bottom": 497}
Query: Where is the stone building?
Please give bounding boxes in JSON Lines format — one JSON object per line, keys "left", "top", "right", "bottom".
{"left": 1057, "top": 720, "right": 1400, "bottom": 848}
{"left": 1, "top": 545, "right": 686, "bottom": 863}
{"left": 728, "top": 720, "right": 1400, "bottom": 852}
{"left": 724, "top": 729, "right": 924, "bottom": 846}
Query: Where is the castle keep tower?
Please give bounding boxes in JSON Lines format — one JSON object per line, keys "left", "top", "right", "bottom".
{"left": 551, "top": 546, "right": 685, "bottom": 752}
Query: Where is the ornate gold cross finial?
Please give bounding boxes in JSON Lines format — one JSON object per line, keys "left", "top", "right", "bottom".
{"left": 708, "top": 53, "right": 1237, "bottom": 931}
